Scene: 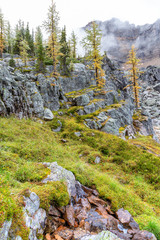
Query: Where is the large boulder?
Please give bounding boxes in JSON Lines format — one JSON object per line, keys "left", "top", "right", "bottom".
{"left": 42, "top": 162, "right": 76, "bottom": 197}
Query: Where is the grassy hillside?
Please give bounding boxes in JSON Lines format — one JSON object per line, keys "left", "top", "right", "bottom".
{"left": 0, "top": 116, "right": 160, "bottom": 239}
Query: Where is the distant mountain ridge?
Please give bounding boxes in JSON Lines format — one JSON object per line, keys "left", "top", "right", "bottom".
{"left": 83, "top": 18, "right": 160, "bottom": 66}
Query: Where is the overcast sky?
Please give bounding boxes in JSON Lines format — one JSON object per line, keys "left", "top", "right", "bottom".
{"left": 1, "top": 0, "right": 160, "bottom": 35}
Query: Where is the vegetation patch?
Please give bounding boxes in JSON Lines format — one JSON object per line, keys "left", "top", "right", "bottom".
{"left": 0, "top": 117, "right": 159, "bottom": 236}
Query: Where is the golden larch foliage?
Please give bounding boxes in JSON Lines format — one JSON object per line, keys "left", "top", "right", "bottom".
{"left": 125, "top": 45, "right": 142, "bottom": 109}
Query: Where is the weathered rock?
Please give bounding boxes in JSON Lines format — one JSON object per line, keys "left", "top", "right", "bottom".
{"left": 88, "top": 195, "right": 108, "bottom": 207}
{"left": 73, "top": 228, "right": 90, "bottom": 240}
{"left": 101, "top": 118, "right": 120, "bottom": 135}
{"left": 97, "top": 111, "right": 108, "bottom": 123}
{"left": 80, "top": 230, "right": 122, "bottom": 240}
{"left": 0, "top": 220, "right": 12, "bottom": 240}
{"left": 43, "top": 108, "right": 54, "bottom": 120}
{"left": 84, "top": 103, "right": 96, "bottom": 114}
{"left": 37, "top": 74, "right": 61, "bottom": 111}
{"left": 116, "top": 208, "right": 139, "bottom": 231}
{"left": 51, "top": 120, "right": 62, "bottom": 132}
{"left": 75, "top": 181, "right": 88, "bottom": 199}
{"left": 95, "top": 156, "right": 101, "bottom": 164}
{"left": 23, "top": 192, "right": 40, "bottom": 217}
{"left": 42, "top": 162, "right": 76, "bottom": 197}
{"left": 75, "top": 208, "right": 88, "bottom": 223}
{"left": 54, "top": 226, "right": 73, "bottom": 240}
{"left": 75, "top": 94, "right": 90, "bottom": 106}
{"left": 74, "top": 132, "right": 81, "bottom": 137}
{"left": 23, "top": 191, "right": 47, "bottom": 240}
{"left": 132, "top": 230, "right": 157, "bottom": 240}
{"left": 78, "top": 199, "right": 91, "bottom": 211}
{"left": 116, "top": 208, "right": 131, "bottom": 225}
{"left": 81, "top": 185, "right": 99, "bottom": 197}
{"left": 59, "top": 63, "right": 96, "bottom": 93}
{"left": 120, "top": 125, "right": 136, "bottom": 140}
{"left": 48, "top": 206, "right": 61, "bottom": 217}
{"left": 111, "top": 230, "right": 132, "bottom": 240}
{"left": 64, "top": 205, "right": 75, "bottom": 227}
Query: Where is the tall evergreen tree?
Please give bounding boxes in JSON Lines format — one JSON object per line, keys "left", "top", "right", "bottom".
{"left": 43, "top": 0, "right": 60, "bottom": 77}
{"left": 70, "top": 30, "right": 77, "bottom": 59}
{"left": 35, "top": 26, "right": 45, "bottom": 72}
{"left": 25, "top": 23, "right": 34, "bottom": 56}
{"left": 5, "top": 21, "right": 13, "bottom": 54}
{"left": 125, "top": 45, "right": 141, "bottom": 109}
{"left": 82, "top": 21, "right": 105, "bottom": 88}
{"left": 0, "top": 9, "right": 5, "bottom": 58}
{"left": 59, "top": 26, "right": 71, "bottom": 76}
{"left": 13, "top": 20, "right": 25, "bottom": 55}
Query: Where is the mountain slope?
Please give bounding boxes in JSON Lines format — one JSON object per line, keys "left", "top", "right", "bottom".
{"left": 0, "top": 116, "right": 160, "bottom": 239}
{"left": 82, "top": 18, "right": 160, "bottom": 66}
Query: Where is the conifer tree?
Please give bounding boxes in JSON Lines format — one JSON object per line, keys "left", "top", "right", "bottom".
{"left": 43, "top": 0, "right": 60, "bottom": 77}
{"left": 0, "top": 9, "right": 5, "bottom": 58}
{"left": 59, "top": 26, "right": 71, "bottom": 76}
{"left": 35, "top": 26, "right": 45, "bottom": 72}
{"left": 5, "top": 21, "right": 13, "bottom": 54}
{"left": 125, "top": 45, "right": 141, "bottom": 109}
{"left": 25, "top": 23, "right": 34, "bottom": 56}
{"left": 82, "top": 21, "right": 105, "bottom": 88}
{"left": 70, "top": 30, "right": 77, "bottom": 59}
{"left": 13, "top": 20, "right": 25, "bottom": 55}
{"left": 19, "top": 39, "right": 30, "bottom": 66}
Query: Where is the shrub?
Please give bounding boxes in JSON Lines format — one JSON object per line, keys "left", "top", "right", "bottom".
{"left": 9, "top": 58, "right": 16, "bottom": 67}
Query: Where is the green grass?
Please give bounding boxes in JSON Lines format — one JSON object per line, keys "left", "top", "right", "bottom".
{"left": 0, "top": 116, "right": 160, "bottom": 238}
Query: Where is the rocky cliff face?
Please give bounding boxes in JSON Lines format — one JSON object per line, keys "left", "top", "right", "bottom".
{"left": 0, "top": 55, "right": 157, "bottom": 140}
{"left": 83, "top": 18, "right": 160, "bottom": 66}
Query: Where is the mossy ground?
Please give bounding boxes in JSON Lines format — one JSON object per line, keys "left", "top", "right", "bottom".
{"left": 0, "top": 116, "right": 160, "bottom": 239}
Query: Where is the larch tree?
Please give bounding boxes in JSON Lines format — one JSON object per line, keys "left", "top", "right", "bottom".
{"left": 35, "top": 26, "right": 45, "bottom": 73}
{"left": 0, "top": 9, "right": 5, "bottom": 58}
{"left": 125, "top": 45, "right": 141, "bottom": 109}
{"left": 43, "top": 0, "right": 60, "bottom": 78}
{"left": 19, "top": 39, "right": 30, "bottom": 66}
{"left": 81, "top": 21, "right": 105, "bottom": 88}
{"left": 59, "top": 26, "right": 71, "bottom": 76}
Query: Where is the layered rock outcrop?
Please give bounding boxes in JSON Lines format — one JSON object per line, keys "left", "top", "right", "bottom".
{"left": 0, "top": 162, "right": 157, "bottom": 240}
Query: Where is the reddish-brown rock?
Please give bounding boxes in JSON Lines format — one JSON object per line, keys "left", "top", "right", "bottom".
{"left": 54, "top": 226, "right": 73, "bottom": 240}
{"left": 76, "top": 208, "right": 88, "bottom": 222}
{"left": 45, "top": 233, "right": 52, "bottom": 240}
{"left": 106, "top": 214, "right": 119, "bottom": 230}
{"left": 64, "top": 205, "right": 75, "bottom": 227}
{"left": 96, "top": 205, "right": 109, "bottom": 218}
{"left": 81, "top": 185, "right": 99, "bottom": 196}
{"left": 132, "top": 230, "right": 157, "bottom": 240}
{"left": 48, "top": 206, "right": 61, "bottom": 217}
{"left": 106, "top": 205, "right": 114, "bottom": 215}
{"left": 84, "top": 221, "right": 91, "bottom": 232}
{"left": 73, "top": 228, "right": 91, "bottom": 240}
{"left": 78, "top": 198, "right": 91, "bottom": 211}
{"left": 116, "top": 208, "right": 131, "bottom": 224}
{"left": 54, "top": 234, "right": 63, "bottom": 240}
{"left": 87, "top": 195, "right": 107, "bottom": 207}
